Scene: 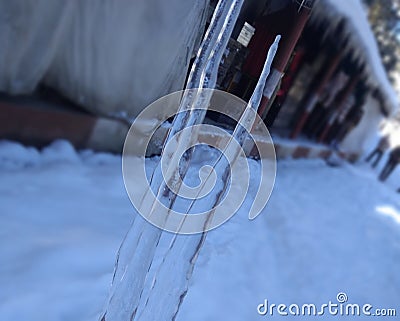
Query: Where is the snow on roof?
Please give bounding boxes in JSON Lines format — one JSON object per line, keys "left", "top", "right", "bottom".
{"left": 312, "top": 0, "right": 399, "bottom": 115}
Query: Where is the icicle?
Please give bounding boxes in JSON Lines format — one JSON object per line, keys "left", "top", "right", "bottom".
{"left": 100, "top": 1, "right": 244, "bottom": 320}
{"left": 135, "top": 37, "right": 280, "bottom": 321}
{"left": 159, "top": 0, "right": 244, "bottom": 196}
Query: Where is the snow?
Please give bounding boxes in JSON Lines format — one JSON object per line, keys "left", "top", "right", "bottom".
{"left": 178, "top": 160, "right": 400, "bottom": 320}
{"left": 382, "top": 119, "right": 400, "bottom": 148}
{"left": 313, "top": 0, "right": 399, "bottom": 115}
{"left": 1, "top": 140, "right": 400, "bottom": 320}
{"left": 0, "top": 140, "right": 133, "bottom": 321}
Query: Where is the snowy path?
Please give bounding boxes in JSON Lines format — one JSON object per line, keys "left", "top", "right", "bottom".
{"left": 178, "top": 160, "right": 400, "bottom": 320}
{"left": 0, "top": 140, "right": 399, "bottom": 320}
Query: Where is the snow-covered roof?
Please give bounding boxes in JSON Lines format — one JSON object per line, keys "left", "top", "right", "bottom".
{"left": 312, "top": 0, "right": 399, "bottom": 115}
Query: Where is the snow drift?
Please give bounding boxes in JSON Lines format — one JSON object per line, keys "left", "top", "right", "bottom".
{"left": 1, "top": 140, "right": 400, "bottom": 321}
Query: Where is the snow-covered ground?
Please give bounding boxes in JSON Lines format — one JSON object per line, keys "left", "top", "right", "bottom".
{"left": 1, "top": 140, "right": 400, "bottom": 320}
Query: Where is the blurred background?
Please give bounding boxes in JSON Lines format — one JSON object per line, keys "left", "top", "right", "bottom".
{"left": 1, "top": 0, "right": 400, "bottom": 159}
{"left": 0, "top": 1, "right": 400, "bottom": 321}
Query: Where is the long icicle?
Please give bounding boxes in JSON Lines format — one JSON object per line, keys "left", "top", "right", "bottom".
{"left": 136, "top": 36, "right": 281, "bottom": 321}
{"left": 100, "top": 1, "right": 243, "bottom": 320}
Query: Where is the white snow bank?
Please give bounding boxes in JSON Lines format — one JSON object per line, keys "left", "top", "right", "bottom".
{"left": 1, "top": 141, "right": 400, "bottom": 321}
{"left": 0, "top": 140, "right": 133, "bottom": 321}
{"left": 313, "top": 0, "right": 398, "bottom": 115}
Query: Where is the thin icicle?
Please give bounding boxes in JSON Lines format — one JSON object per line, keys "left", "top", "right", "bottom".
{"left": 157, "top": 0, "right": 244, "bottom": 199}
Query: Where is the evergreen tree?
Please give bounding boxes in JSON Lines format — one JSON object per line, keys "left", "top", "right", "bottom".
{"left": 364, "top": 0, "right": 400, "bottom": 83}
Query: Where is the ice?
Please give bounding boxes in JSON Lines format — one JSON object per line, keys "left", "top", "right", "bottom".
{"left": 101, "top": 1, "right": 245, "bottom": 320}
{"left": 1, "top": 142, "right": 400, "bottom": 321}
